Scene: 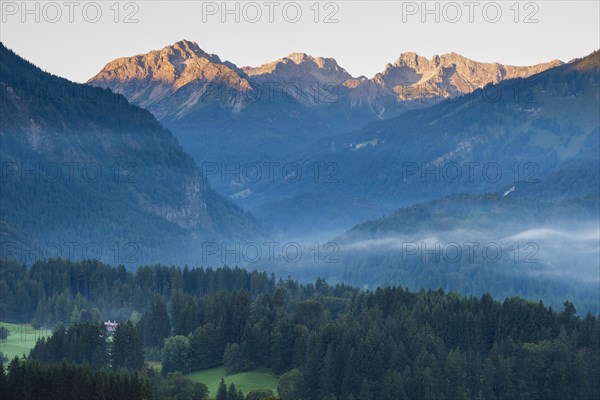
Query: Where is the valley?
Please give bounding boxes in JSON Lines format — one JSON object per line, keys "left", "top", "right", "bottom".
{"left": 0, "top": 9, "right": 598, "bottom": 398}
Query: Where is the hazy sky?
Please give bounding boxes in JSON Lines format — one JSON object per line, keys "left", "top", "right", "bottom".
{"left": 1, "top": 1, "right": 599, "bottom": 82}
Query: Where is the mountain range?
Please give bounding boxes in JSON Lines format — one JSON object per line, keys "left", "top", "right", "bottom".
{"left": 236, "top": 50, "right": 600, "bottom": 234}
{"left": 89, "top": 40, "right": 561, "bottom": 118}
{"left": 86, "top": 40, "right": 578, "bottom": 234}
{"left": 250, "top": 51, "right": 599, "bottom": 312}
{"left": 2, "top": 40, "right": 598, "bottom": 312}
{"left": 88, "top": 41, "right": 562, "bottom": 195}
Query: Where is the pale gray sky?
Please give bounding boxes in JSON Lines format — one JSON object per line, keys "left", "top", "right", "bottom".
{"left": 1, "top": 1, "right": 598, "bottom": 82}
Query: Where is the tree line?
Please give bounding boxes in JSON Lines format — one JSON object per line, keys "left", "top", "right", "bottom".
{"left": 0, "top": 259, "right": 598, "bottom": 399}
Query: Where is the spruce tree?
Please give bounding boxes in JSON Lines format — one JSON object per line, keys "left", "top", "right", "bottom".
{"left": 216, "top": 379, "right": 228, "bottom": 400}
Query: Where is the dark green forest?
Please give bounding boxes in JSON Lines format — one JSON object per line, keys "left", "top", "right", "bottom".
{"left": 1, "top": 259, "right": 598, "bottom": 400}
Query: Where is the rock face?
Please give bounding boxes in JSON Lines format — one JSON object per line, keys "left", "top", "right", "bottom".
{"left": 88, "top": 40, "right": 562, "bottom": 118}
{"left": 370, "top": 52, "right": 563, "bottom": 102}
{"left": 243, "top": 52, "right": 352, "bottom": 85}
{"left": 242, "top": 52, "right": 354, "bottom": 106}
{"left": 89, "top": 40, "right": 253, "bottom": 118}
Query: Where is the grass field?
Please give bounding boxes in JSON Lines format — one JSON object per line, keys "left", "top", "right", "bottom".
{"left": 1, "top": 324, "right": 279, "bottom": 397}
{"left": 0, "top": 322, "right": 49, "bottom": 361}
{"left": 188, "top": 366, "right": 279, "bottom": 396}
{"left": 147, "top": 360, "right": 162, "bottom": 372}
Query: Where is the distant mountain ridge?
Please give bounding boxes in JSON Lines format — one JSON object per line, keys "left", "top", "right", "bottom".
{"left": 87, "top": 42, "right": 597, "bottom": 238}
{"left": 89, "top": 40, "right": 562, "bottom": 116}
{"left": 87, "top": 40, "right": 564, "bottom": 198}
{"left": 242, "top": 52, "right": 353, "bottom": 84}
{"left": 238, "top": 50, "right": 600, "bottom": 235}
{"left": 371, "top": 51, "right": 562, "bottom": 102}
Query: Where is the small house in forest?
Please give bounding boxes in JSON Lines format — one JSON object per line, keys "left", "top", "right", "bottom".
{"left": 104, "top": 320, "right": 118, "bottom": 334}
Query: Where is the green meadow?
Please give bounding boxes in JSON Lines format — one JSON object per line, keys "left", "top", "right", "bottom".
{"left": 0, "top": 322, "right": 49, "bottom": 361}
{"left": 0, "top": 323, "right": 279, "bottom": 399}
{"left": 187, "top": 367, "right": 279, "bottom": 396}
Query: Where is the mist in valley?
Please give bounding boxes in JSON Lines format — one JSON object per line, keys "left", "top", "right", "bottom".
{"left": 245, "top": 216, "right": 600, "bottom": 314}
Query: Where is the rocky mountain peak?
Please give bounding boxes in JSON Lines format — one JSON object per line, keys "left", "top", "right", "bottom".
{"left": 286, "top": 52, "right": 311, "bottom": 64}
{"left": 393, "top": 52, "right": 433, "bottom": 69}
{"left": 392, "top": 52, "right": 474, "bottom": 70}
{"left": 374, "top": 51, "right": 563, "bottom": 102}
{"left": 88, "top": 40, "right": 252, "bottom": 118}
{"left": 164, "top": 40, "right": 224, "bottom": 65}
{"left": 242, "top": 52, "right": 353, "bottom": 86}
{"left": 88, "top": 41, "right": 565, "bottom": 120}
{"left": 170, "top": 39, "right": 201, "bottom": 54}
{"left": 284, "top": 52, "right": 339, "bottom": 70}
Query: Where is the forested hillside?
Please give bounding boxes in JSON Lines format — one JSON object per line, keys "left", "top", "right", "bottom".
{"left": 1, "top": 260, "right": 598, "bottom": 400}
{"left": 256, "top": 193, "right": 599, "bottom": 314}
{"left": 0, "top": 43, "right": 261, "bottom": 267}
